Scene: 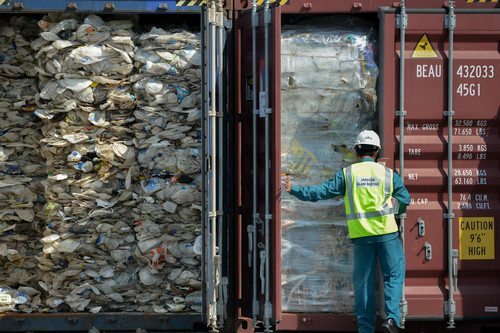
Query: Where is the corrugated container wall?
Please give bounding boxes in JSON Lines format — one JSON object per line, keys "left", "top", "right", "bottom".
{"left": 0, "top": 0, "right": 234, "bottom": 332}
{"left": 234, "top": 1, "right": 500, "bottom": 333}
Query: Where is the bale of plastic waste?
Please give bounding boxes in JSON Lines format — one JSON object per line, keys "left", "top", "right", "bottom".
{"left": 0, "top": 14, "right": 202, "bottom": 314}
{"left": 280, "top": 16, "right": 379, "bottom": 313}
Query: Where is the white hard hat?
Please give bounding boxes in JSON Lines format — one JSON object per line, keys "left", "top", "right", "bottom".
{"left": 355, "top": 130, "right": 381, "bottom": 149}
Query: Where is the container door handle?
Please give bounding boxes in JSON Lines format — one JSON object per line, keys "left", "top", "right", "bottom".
{"left": 418, "top": 218, "right": 425, "bottom": 237}
{"left": 424, "top": 242, "right": 432, "bottom": 261}
{"left": 259, "top": 248, "right": 266, "bottom": 294}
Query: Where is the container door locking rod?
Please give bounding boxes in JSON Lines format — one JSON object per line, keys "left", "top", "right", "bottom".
{"left": 250, "top": 0, "right": 260, "bottom": 329}
{"left": 216, "top": 0, "right": 227, "bottom": 328}
{"left": 396, "top": 1, "right": 408, "bottom": 328}
{"left": 444, "top": 1, "right": 457, "bottom": 328}
{"left": 263, "top": 1, "right": 273, "bottom": 331}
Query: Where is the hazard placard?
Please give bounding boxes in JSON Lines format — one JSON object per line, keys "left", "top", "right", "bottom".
{"left": 411, "top": 33, "right": 439, "bottom": 59}
{"left": 459, "top": 217, "right": 495, "bottom": 260}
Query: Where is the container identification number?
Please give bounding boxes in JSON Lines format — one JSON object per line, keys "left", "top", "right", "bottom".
{"left": 455, "top": 65, "right": 494, "bottom": 97}
{"left": 456, "top": 65, "right": 494, "bottom": 79}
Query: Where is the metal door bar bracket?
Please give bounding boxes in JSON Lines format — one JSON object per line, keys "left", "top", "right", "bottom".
{"left": 444, "top": 213, "right": 455, "bottom": 219}
{"left": 445, "top": 2, "right": 456, "bottom": 30}
{"left": 209, "top": 210, "right": 222, "bottom": 217}
{"left": 265, "top": 107, "right": 273, "bottom": 114}
{"left": 396, "top": 110, "right": 407, "bottom": 116}
{"left": 252, "top": 12, "right": 259, "bottom": 27}
{"left": 396, "top": 5, "right": 408, "bottom": 29}
{"left": 443, "top": 110, "right": 455, "bottom": 116}
{"left": 445, "top": 299, "right": 456, "bottom": 328}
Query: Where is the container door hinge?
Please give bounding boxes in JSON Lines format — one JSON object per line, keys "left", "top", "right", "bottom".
{"left": 396, "top": 110, "right": 407, "bottom": 116}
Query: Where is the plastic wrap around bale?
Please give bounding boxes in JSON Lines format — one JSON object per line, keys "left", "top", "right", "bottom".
{"left": 280, "top": 16, "right": 379, "bottom": 313}
{"left": 0, "top": 13, "right": 202, "bottom": 314}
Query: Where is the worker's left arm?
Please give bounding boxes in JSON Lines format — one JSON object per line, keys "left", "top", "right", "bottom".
{"left": 392, "top": 171, "right": 410, "bottom": 214}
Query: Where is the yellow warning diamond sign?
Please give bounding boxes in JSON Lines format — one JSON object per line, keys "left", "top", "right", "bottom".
{"left": 411, "top": 33, "right": 439, "bottom": 59}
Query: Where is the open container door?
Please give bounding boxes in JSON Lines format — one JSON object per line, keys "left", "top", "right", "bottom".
{"left": 380, "top": 2, "right": 500, "bottom": 331}
{"left": 201, "top": 1, "right": 231, "bottom": 332}
{"left": 234, "top": 0, "right": 282, "bottom": 331}
{"left": 0, "top": 0, "right": 225, "bottom": 332}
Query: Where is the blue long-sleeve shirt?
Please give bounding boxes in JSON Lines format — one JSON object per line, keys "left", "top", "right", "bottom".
{"left": 290, "top": 158, "right": 411, "bottom": 243}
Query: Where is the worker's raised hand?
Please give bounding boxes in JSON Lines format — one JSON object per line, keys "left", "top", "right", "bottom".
{"left": 285, "top": 175, "right": 292, "bottom": 193}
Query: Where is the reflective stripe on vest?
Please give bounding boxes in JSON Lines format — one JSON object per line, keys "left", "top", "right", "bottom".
{"left": 344, "top": 165, "right": 394, "bottom": 221}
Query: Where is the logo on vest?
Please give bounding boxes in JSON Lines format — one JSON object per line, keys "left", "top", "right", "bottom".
{"left": 356, "top": 177, "right": 381, "bottom": 188}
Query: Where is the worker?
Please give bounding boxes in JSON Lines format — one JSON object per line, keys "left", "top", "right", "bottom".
{"left": 285, "top": 130, "right": 410, "bottom": 333}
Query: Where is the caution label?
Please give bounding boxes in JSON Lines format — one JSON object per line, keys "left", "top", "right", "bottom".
{"left": 411, "top": 33, "right": 439, "bottom": 59}
{"left": 459, "top": 217, "right": 495, "bottom": 260}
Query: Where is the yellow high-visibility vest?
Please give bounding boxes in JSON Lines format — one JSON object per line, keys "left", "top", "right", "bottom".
{"left": 343, "top": 162, "right": 398, "bottom": 239}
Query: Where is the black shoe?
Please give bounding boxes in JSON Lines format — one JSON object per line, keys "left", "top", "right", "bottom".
{"left": 381, "top": 318, "right": 399, "bottom": 333}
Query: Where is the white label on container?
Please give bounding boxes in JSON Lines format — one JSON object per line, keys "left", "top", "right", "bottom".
{"left": 485, "top": 306, "right": 498, "bottom": 313}
{"left": 259, "top": 91, "right": 266, "bottom": 118}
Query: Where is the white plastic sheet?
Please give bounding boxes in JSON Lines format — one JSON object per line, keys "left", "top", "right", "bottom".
{"left": 281, "top": 16, "right": 379, "bottom": 313}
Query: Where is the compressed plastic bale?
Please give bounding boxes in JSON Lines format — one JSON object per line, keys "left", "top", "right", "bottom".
{"left": 0, "top": 13, "right": 203, "bottom": 314}
{"left": 281, "top": 16, "right": 378, "bottom": 313}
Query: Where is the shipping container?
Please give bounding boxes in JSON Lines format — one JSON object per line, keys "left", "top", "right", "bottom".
{"left": 0, "top": 0, "right": 233, "bottom": 332}
{"left": 1, "top": 0, "right": 500, "bottom": 333}
{"left": 234, "top": 1, "right": 500, "bottom": 333}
